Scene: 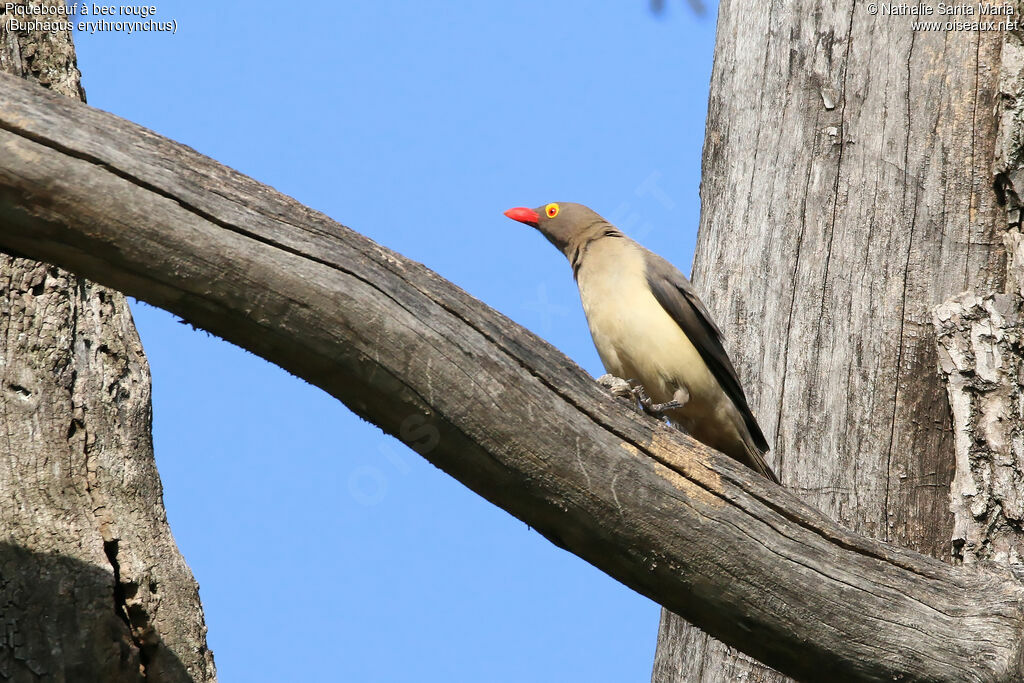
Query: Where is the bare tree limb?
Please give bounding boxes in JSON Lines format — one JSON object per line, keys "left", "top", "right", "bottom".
{"left": 0, "top": 72, "right": 1022, "bottom": 682}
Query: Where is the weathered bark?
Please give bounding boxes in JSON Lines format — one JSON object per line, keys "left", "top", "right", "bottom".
{"left": 935, "top": 293, "right": 1024, "bottom": 565}
{"left": 0, "top": 7, "right": 214, "bottom": 682}
{"left": 933, "top": 24, "right": 1024, "bottom": 568}
{"left": 652, "top": 2, "right": 1022, "bottom": 680}
{"left": 2, "top": 73, "right": 1024, "bottom": 681}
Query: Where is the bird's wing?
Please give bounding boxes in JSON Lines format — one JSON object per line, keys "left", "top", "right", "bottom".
{"left": 643, "top": 250, "right": 770, "bottom": 454}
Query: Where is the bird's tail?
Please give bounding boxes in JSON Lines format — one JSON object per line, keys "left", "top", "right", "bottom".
{"left": 742, "top": 436, "right": 780, "bottom": 484}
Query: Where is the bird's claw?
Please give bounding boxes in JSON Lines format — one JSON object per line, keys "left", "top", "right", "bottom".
{"left": 644, "top": 399, "right": 685, "bottom": 415}
{"left": 597, "top": 374, "right": 646, "bottom": 415}
{"left": 631, "top": 383, "right": 683, "bottom": 417}
{"left": 597, "top": 375, "right": 682, "bottom": 419}
{"left": 597, "top": 374, "right": 633, "bottom": 399}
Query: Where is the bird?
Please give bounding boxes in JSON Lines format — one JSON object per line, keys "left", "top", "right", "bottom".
{"left": 504, "top": 201, "right": 778, "bottom": 484}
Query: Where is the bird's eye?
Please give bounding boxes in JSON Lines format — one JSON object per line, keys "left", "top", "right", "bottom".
{"left": 545, "top": 203, "right": 560, "bottom": 218}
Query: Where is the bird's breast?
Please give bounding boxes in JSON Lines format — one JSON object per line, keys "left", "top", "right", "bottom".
{"left": 574, "top": 240, "right": 717, "bottom": 405}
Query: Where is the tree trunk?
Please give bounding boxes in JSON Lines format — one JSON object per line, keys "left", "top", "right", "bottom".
{"left": 652, "top": 2, "right": 1021, "bottom": 680}
{"left": 0, "top": 5, "right": 214, "bottom": 681}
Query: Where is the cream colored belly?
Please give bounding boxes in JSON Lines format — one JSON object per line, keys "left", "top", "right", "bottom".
{"left": 576, "top": 246, "right": 718, "bottom": 411}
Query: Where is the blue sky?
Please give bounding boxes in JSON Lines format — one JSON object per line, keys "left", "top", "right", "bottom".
{"left": 72, "top": 2, "right": 717, "bottom": 680}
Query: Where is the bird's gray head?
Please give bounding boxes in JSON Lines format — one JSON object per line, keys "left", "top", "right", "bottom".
{"left": 504, "top": 202, "right": 608, "bottom": 255}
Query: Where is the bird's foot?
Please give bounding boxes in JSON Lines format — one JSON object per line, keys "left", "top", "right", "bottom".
{"left": 598, "top": 374, "right": 636, "bottom": 401}
{"left": 631, "top": 383, "right": 684, "bottom": 417}
{"left": 598, "top": 374, "right": 648, "bottom": 415}
{"left": 597, "top": 375, "right": 686, "bottom": 419}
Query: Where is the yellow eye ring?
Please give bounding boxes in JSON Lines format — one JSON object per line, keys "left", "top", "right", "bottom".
{"left": 545, "top": 203, "right": 560, "bottom": 218}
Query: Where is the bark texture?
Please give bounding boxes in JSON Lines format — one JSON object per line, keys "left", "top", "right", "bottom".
{"left": 936, "top": 293, "right": 1024, "bottom": 565}
{"left": 933, "top": 23, "right": 1024, "bottom": 568}
{"left": 652, "top": 2, "right": 1020, "bottom": 681}
{"left": 2, "top": 73, "right": 1024, "bottom": 680}
{"left": 0, "top": 6, "right": 214, "bottom": 682}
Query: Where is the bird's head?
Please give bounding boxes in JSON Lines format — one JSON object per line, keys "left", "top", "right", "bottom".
{"left": 503, "top": 202, "right": 606, "bottom": 254}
